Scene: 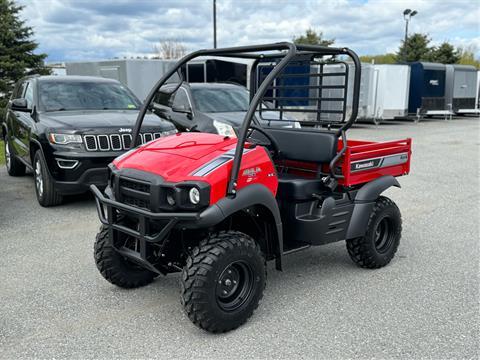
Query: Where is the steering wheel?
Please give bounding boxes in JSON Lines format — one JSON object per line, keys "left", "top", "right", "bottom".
{"left": 246, "top": 125, "right": 280, "bottom": 159}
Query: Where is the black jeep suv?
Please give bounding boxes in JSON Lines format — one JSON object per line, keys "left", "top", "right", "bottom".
{"left": 2, "top": 75, "right": 176, "bottom": 207}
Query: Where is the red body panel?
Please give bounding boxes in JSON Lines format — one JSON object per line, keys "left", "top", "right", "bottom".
{"left": 113, "top": 132, "right": 411, "bottom": 205}
{"left": 277, "top": 138, "right": 412, "bottom": 187}
{"left": 337, "top": 138, "right": 412, "bottom": 186}
{"left": 113, "top": 132, "right": 278, "bottom": 205}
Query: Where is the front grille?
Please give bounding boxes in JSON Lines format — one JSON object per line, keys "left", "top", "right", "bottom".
{"left": 120, "top": 178, "right": 150, "bottom": 193}
{"left": 84, "top": 130, "right": 176, "bottom": 151}
{"left": 118, "top": 177, "right": 151, "bottom": 210}
{"left": 123, "top": 196, "right": 150, "bottom": 209}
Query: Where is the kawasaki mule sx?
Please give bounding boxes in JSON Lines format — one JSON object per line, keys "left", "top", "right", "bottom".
{"left": 91, "top": 43, "right": 412, "bottom": 333}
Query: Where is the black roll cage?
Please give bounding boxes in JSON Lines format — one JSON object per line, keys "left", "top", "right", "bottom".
{"left": 132, "top": 42, "right": 361, "bottom": 197}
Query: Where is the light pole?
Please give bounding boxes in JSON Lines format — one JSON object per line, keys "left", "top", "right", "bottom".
{"left": 213, "top": 0, "right": 217, "bottom": 48}
{"left": 403, "top": 9, "right": 417, "bottom": 61}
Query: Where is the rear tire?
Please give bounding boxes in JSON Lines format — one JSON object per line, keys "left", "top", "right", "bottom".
{"left": 346, "top": 196, "right": 401, "bottom": 269}
{"left": 33, "top": 150, "right": 63, "bottom": 207}
{"left": 94, "top": 225, "right": 156, "bottom": 288}
{"left": 4, "top": 136, "right": 26, "bottom": 176}
{"left": 181, "top": 231, "right": 266, "bottom": 333}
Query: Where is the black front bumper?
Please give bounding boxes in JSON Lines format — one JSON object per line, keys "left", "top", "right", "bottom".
{"left": 91, "top": 184, "right": 200, "bottom": 242}
{"left": 91, "top": 185, "right": 220, "bottom": 274}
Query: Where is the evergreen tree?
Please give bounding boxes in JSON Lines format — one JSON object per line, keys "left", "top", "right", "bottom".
{"left": 396, "top": 33, "right": 433, "bottom": 62}
{"left": 430, "top": 42, "right": 461, "bottom": 64}
{"left": 0, "top": 0, "right": 50, "bottom": 116}
{"left": 293, "top": 28, "right": 335, "bottom": 46}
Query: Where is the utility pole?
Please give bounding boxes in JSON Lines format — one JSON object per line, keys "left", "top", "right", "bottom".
{"left": 403, "top": 9, "right": 417, "bottom": 61}
{"left": 213, "top": 0, "right": 217, "bottom": 48}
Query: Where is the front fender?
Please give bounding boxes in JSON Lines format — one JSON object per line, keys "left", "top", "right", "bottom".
{"left": 346, "top": 176, "right": 401, "bottom": 239}
{"left": 194, "top": 184, "right": 284, "bottom": 270}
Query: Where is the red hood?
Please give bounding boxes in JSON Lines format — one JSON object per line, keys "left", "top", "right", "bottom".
{"left": 113, "top": 132, "right": 238, "bottom": 182}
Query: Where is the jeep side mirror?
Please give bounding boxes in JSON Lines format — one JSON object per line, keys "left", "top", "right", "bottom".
{"left": 11, "top": 98, "right": 30, "bottom": 112}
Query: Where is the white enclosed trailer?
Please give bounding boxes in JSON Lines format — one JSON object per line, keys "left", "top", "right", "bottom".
{"left": 371, "top": 64, "right": 410, "bottom": 121}
{"left": 66, "top": 59, "right": 176, "bottom": 101}
{"left": 321, "top": 63, "right": 410, "bottom": 123}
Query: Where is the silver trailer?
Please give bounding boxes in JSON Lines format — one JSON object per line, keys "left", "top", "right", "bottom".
{"left": 445, "top": 64, "right": 479, "bottom": 114}
{"left": 66, "top": 59, "right": 176, "bottom": 101}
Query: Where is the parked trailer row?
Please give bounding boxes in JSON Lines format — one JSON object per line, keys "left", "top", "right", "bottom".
{"left": 66, "top": 58, "right": 479, "bottom": 122}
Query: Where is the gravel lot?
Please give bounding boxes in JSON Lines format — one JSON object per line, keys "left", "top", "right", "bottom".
{"left": 0, "top": 117, "right": 479, "bottom": 359}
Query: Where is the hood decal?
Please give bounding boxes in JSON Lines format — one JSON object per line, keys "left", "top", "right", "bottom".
{"left": 191, "top": 148, "right": 251, "bottom": 177}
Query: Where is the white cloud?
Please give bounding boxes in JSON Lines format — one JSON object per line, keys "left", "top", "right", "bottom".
{"left": 17, "top": 0, "right": 480, "bottom": 62}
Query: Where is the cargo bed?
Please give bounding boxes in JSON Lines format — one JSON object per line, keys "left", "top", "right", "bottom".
{"left": 336, "top": 138, "right": 412, "bottom": 186}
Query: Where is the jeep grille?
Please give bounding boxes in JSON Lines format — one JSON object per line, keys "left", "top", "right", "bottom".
{"left": 83, "top": 130, "right": 176, "bottom": 151}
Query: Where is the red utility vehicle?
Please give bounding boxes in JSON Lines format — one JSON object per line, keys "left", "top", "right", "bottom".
{"left": 91, "top": 43, "right": 412, "bottom": 333}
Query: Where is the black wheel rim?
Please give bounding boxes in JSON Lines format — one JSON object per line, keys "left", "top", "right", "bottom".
{"left": 216, "top": 261, "right": 254, "bottom": 312}
{"left": 374, "top": 217, "right": 394, "bottom": 253}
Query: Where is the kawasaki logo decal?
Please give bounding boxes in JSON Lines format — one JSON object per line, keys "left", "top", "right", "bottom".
{"left": 350, "top": 153, "right": 408, "bottom": 172}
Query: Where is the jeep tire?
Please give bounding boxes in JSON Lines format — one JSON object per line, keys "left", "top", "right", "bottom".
{"left": 33, "top": 150, "right": 63, "bottom": 207}
{"left": 181, "top": 231, "right": 266, "bottom": 333}
{"left": 4, "top": 136, "right": 26, "bottom": 176}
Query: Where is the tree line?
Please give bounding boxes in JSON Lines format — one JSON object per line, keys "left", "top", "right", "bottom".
{"left": 293, "top": 28, "right": 479, "bottom": 67}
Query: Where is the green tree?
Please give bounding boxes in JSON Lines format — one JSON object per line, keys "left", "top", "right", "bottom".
{"left": 359, "top": 53, "right": 397, "bottom": 64}
{"left": 457, "top": 46, "right": 480, "bottom": 68}
{"left": 429, "top": 42, "right": 460, "bottom": 64}
{"left": 0, "top": 0, "right": 50, "bottom": 117}
{"left": 396, "top": 33, "right": 433, "bottom": 62}
{"left": 293, "top": 28, "right": 335, "bottom": 46}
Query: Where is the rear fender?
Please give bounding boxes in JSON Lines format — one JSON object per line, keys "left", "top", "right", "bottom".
{"left": 346, "top": 176, "right": 400, "bottom": 239}
{"left": 195, "top": 184, "right": 284, "bottom": 270}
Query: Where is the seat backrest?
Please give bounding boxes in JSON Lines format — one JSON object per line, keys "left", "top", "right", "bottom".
{"left": 263, "top": 128, "right": 338, "bottom": 164}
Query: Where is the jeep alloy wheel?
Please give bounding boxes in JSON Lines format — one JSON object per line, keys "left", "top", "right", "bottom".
{"left": 34, "top": 159, "right": 44, "bottom": 198}
{"left": 5, "top": 140, "right": 11, "bottom": 171}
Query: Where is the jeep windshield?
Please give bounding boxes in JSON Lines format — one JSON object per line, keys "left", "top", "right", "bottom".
{"left": 38, "top": 81, "right": 141, "bottom": 112}
{"left": 191, "top": 87, "right": 249, "bottom": 113}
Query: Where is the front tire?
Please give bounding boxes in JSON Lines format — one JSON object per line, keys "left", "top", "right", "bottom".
{"left": 33, "top": 150, "right": 63, "bottom": 207}
{"left": 94, "top": 225, "right": 156, "bottom": 288}
{"left": 346, "top": 196, "right": 401, "bottom": 269}
{"left": 4, "top": 136, "right": 26, "bottom": 176}
{"left": 181, "top": 231, "right": 266, "bottom": 333}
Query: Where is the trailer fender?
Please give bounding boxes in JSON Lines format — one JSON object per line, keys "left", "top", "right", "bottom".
{"left": 197, "top": 184, "right": 284, "bottom": 270}
{"left": 346, "top": 176, "right": 400, "bottom": 239}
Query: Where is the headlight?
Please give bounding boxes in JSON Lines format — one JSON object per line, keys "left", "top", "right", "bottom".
{"left": 189, "top": 187, "right": 200, "bottom": 204}
{"left": 213, "top": 120, "right": 236, "bottom": 137}
{"left": 293, "top": 121, "right": 302, "bottom": 129}
{"left": 48, "top": 133, "right": 83, "bottom": 145}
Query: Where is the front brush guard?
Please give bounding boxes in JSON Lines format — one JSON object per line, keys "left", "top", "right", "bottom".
{"left": 91, "top": 185, "right": 200, "bottom": 274}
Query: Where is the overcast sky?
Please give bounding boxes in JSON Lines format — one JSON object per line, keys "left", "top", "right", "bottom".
{"left": 18, "top": 0, "right": 480, "bottom": 63}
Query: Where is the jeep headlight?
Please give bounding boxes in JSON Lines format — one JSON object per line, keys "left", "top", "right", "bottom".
{"left": 48, "top": 133, "right": 83, "bottom": 145}
{"left": 213, "top": 120, "right": 236, "bottom": 137}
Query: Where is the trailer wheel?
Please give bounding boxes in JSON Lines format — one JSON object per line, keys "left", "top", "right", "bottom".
{"left": 94, "top": 225, "right": 156, "bottom": 288}
{"left": 181, "top": 231, "right": 266, "bottom": 333}
{"left": 346, "top": 196, "right": 401, "bottom": 269}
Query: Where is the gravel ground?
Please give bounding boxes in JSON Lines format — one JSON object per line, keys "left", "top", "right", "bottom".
{"left": 0, "top": 117, "right": 479, "bottom": 359}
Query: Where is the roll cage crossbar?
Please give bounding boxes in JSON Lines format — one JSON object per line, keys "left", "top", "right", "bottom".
{"left": 132, "top": 42, "right": 361, "bottom": 197}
